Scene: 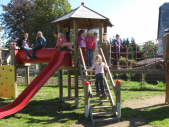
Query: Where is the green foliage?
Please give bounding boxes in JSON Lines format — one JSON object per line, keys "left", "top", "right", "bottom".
{"left": 0, "top": 0, "right": 36, "bottom": 47}
{"left": 28, "top": 0, "right": 71, "bottom": 48}
{"left": 157, "top": 81, "right": 166, "bottom": 88}
{"left": 119, "top": 56, "right": 136, "bottom": 67}
{"left": 125, "top": 73, "right": 136, "bottom": 82}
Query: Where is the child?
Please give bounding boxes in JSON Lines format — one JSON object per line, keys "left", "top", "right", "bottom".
{"left": 85, "top": 55, "right": 108, "bottom": 98}
{"left": 113, "top": 34, "right": 123, "bottom": 65}
{"left": 32, "top": 31, "right": 46, "bottom": 61}
{"left": 86, "top": 30, "right": 95, "bottom": 66}
{"left": 93, "top": 33, "right": 99, "bottom": 63}
{"left": 65, "top": 32, "right": 72, "bottom": 51}
{"left": 53, "top": 31, "right": 58, "bottom": 42}
{"left": 56, "top": 32, "right": 67, "bottom": 51}
{"left": 17, "top": 33, "right": 31, "bottom": 60}
{"left": 78, "top": 30, "right": 87, "bottom": 64}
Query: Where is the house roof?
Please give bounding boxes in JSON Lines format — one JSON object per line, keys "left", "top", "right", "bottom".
{"left": 157, "top": 2, "right": 169, "bottom": 38}
{"left": 51, "top": 3, "right": 113, "bottom": 29}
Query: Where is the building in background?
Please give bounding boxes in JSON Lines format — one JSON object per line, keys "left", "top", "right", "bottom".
{"left": 157, "top": 2, "right": 169, "bottom": 58}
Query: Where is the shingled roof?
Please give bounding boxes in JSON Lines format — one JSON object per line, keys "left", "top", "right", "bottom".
{"left": 51, "top": 3, "right": 113, "bottom": 29}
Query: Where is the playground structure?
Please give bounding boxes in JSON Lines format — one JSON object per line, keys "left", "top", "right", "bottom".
{"left": 0, "top": 2, "right": 169, "bottom": 125}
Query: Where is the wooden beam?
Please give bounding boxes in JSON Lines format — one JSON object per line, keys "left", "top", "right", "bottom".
{"left": 111, "top": 70, "right": 169, "bottom": 74}
{"left": 26, "top": 66, "right": 30, "bottom": 86}
{"left": 74, "top": 18, "right": 79, "bottom": 108}
{"left": 104, "top": 22, "right": 107, "bottom": 34}
{"left": 99, "top": 20, "right": 103, "bottom": 48}
{"left": 60, "top": 42, "right": 74, "bottom": 46}
{"left": 59, "top": 70, "right": 63, "bottom": 102}
{"left": 64, "top": 18, "right": 74, "bottom": 28}
{"left": 68, "top": 70, "right": 71, "bottom": 99}
{"left": 57, "top": 23, "right": 61, "bottom": 51}
{"left": 86, "top": 19, "right": 92, "bottom": 29}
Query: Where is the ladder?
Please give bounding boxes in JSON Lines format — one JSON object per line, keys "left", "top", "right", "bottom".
{"left": 79, "top": 48, "right": 120, "bottom": 125}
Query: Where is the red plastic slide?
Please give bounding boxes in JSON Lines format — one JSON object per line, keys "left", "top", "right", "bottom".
{"left": 0, "top": 50, "right": 72, "bottom": 119}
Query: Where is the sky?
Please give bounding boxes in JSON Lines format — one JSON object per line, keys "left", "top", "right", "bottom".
{"left": 0, "top": 0, "right": 169, "bottom": 44}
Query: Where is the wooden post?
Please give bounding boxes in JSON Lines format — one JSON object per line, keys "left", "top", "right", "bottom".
{"left": 68, "top": 70, "right": 71, "bottom": 99}
{"left": 99, "top": 20, "right": 103, "bottom": 48}
{"left": 74, "top": 19, "right": 79, "bottom": 108}
{"left": 26, "top": 66, "right": 30, "bottom": 86}
{"left": 84, "top": 81, "right": 90, "bottom": 118}
{"left": 116, "top": 80, "right": 121, "bottom": 117}
{"left": 104, "top": 22, "right": 107, "bottom": 34}
{"left": 165, "top": 34, "right": 169, "bottom": 104}
{"left": 59, "top": 70, "right": 63, "bottom": 102}
{"left": 57, "top": 23, "right": 61, "bottom": 86}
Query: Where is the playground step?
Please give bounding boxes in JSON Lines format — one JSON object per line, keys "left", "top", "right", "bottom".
{"left": 91, "top": 105, "right": 113, "bottom": 109}
{"left": 92, "top": 89, "right": 108, "bottom": 92}
{"left": 92, "top": 111, "right": 115, "bottom": 116}
{"left": 71, "top": 87, "right": 84, "bottom": 89}
{"left": 86, "top": 75, "right": 95, "bottom": 77}
{"left": 89, "top": 80, "right": 95, "bottom": 82}
{"left": 90, "top": 100, "right": 111, "bottom": 103}
{"left": 94, "top": 117, "right": 117, "bottom": 123}
{"left": 92, "top": 94, "right": 110, "bottom": 98}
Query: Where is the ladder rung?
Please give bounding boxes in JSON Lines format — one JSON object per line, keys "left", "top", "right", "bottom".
{"left": 94, "top": 117, "right": 117, "bottom": 123}
{"left": 92, "top": 111, "right": 115, "bottom": 116}
{"left": 87, "top": 75, "right": 95, "bottom": 77}
{"left": 92, "top": 89, "right": 108, "bottom": 92}
{"left": 91, "top": 106, "right": 113, "bottom": 109}
{"left": 92, "top": 94, "right": 110, "bottom": 97}
{"left": 71, "top": 87, "right": 84, "bottom": 89}
{"left": 90, "top": 100, "right": 111, "bottom": 103}
{"left": 89, "top": 80, "right": 95, "bottom": 82}
{"left": 90, "top": 84, "right": 106, "bottom": 87}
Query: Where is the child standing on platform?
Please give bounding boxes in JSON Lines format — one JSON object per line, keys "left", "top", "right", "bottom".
{"left": 56, "top": 32, "right": 67, "bottom": 51}
{"left": 93, "top": 33, "right": 99, "bottom": 63}
{"left": 85, "top": 55, "right": 108, "bottom": 98}
{"left": 78, "top": 30, "right": 87, "bottom": 64}
{"left": 86, "top": 30, "right": 95, "bottom": 66}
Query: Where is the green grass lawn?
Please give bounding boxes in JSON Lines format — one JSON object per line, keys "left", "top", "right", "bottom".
{"left": 0, "top": 81, "right": 168, "bottom": 127}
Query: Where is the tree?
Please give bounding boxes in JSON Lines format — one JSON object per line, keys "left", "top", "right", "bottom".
{"left": 28, "top": 0, "right": 71, "bottom": 48}
{"left": 0, "top": 0, "right": 35, "bottom": 47}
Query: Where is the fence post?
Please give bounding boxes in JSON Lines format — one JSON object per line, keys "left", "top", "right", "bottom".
{"left": 116, "top": 80, "right": 121, "bottom": 117}
{"left": 84, "top": 81, "right": 90, "bottom": 118}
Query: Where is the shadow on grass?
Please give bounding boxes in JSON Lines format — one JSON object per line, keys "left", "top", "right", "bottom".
{"left": 0, "top": 97, "right": 88, "bottom": 125}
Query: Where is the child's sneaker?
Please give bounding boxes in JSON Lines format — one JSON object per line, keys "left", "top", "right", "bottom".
{"left": 27, "top": 56, "right": 30, "bottom": 60}
{"left": 102, "top": 93, "right": 107, "bottom": 99}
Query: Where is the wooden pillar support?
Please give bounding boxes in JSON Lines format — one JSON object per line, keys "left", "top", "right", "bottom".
{"left": 99, "top": 20, "right": 103, "bottom": 48}
{"left": 84, "top": 81, "right": 90, "bottom": 118}
{"left": 57, "top": 23, "right": 61, "bottom": 86}
{"left": 165, "top": 34, "right": 169, "bottom": 104}
{"left": 74, "top": 19, "right": 79, "bottom": 108}
{"left": 59, "top": 70, "right": 63, "bottom": 102}
{"left": 26, "top": 66, "right": 30, "bottom": 86}
{"left": 116, "top": 80, "right": 121, "bottom": 117}
{"left": 68, "top": 70, "right": 71, "bottom": 99}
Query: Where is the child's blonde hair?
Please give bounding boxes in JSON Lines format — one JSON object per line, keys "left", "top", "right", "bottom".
{"left": 36, "top": 31, "right": 43, "bottom": 40}
{"left": 58, "top": 32, "right": 64, "bottom": 38}
{"left": 96, "top": 54, "right": 102, "bottom": 66}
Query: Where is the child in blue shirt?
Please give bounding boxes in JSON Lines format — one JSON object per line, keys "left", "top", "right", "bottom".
{"left": 31, "top": 31, "right": 46, "bottom": 61}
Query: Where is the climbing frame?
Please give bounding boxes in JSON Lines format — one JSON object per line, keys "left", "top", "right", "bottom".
{"left": 0, "top": 65, "right": 17, "bottom": 99}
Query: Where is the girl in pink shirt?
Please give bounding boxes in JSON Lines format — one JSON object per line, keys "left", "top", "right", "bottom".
{"left": 86, "top": 30, "right": 95, "bottom": 66}
{"left": 56, "top": 32, "right": 67, "bottom": 51}
{"left": 85, "top": 55, "right": 108, "bottom": 98}
{"left": 78, "top": 30, "right": 87, "bottom": 64}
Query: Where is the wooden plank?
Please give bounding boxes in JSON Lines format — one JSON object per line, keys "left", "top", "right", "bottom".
{"left": 60, "top": 42, "right": 74, "bottom": 46}
{"left": 99, "top": 20, "right": 103, "bottom": 48}
{"left": 111, "top": 70, "right": 169, "bottom": 74}
{"left": 59, "top": 70, "right": 63, "bottom": 102}
{"left": 92, "top": 111, "right": 115, "bottom": 116}
{"left": 90, "top": 100, "right": 111, "bottom": 103}
{"left": 91, "top": 106, "right": 113, "bottom": 109}
{"left": 64, "top": 18, "right": 73, "bottom": 28}
{"left": 26, "top": 66, "right": 30, "bottom": 86}
{"left": 68, "top": 70, "right": 71, "bottom": 99}
{"left": 74, "top": 18, "right": 79, "bottom": 108}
